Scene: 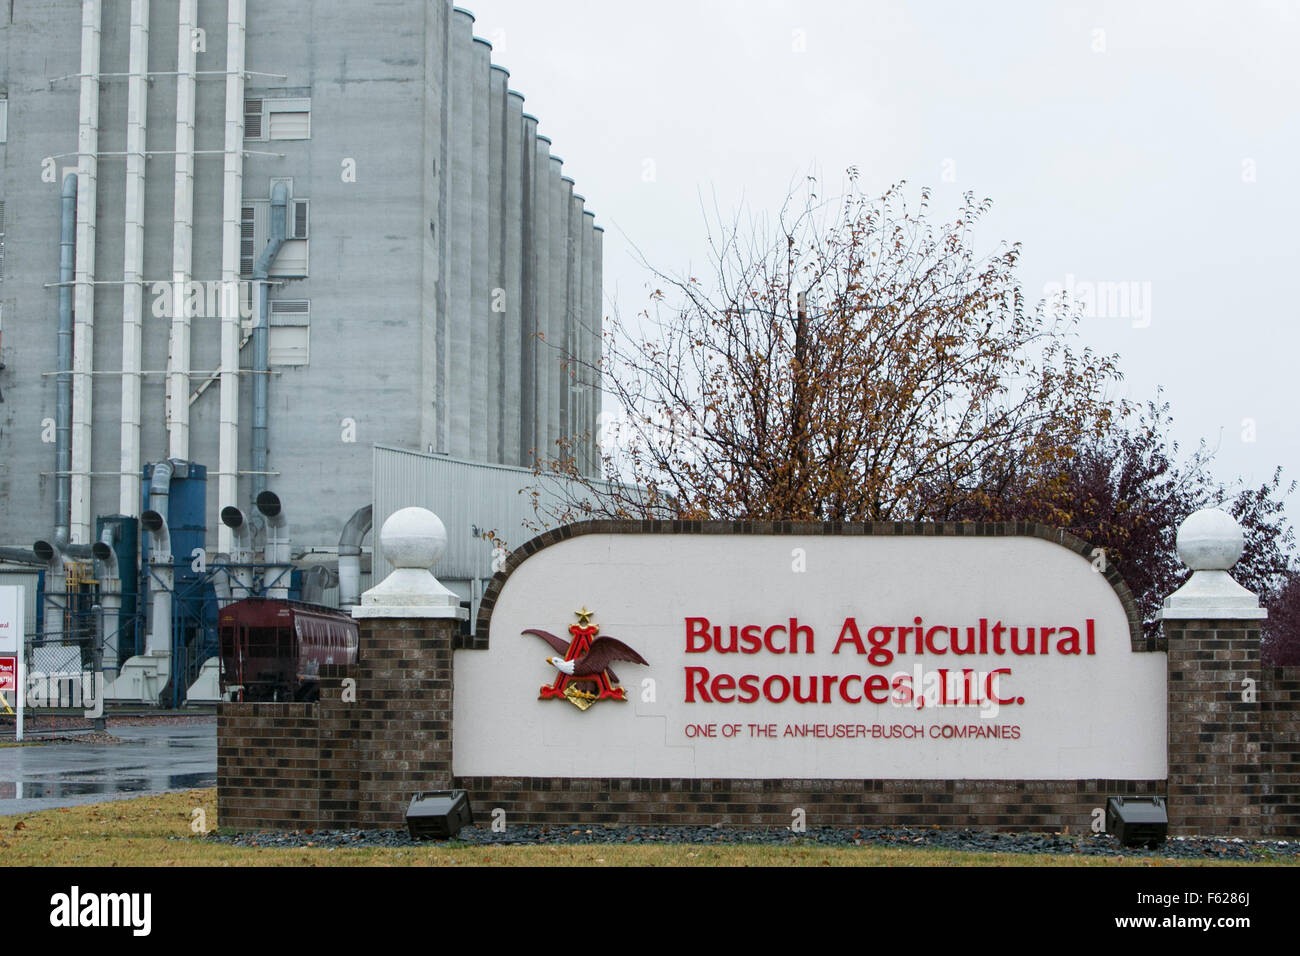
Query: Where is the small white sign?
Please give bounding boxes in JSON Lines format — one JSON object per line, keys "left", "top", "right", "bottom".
{"left": 0, "top": 585, "right": 21, "bottom": 653}
{"left": 0, "top": 585, "right": 24, "bottom": 739}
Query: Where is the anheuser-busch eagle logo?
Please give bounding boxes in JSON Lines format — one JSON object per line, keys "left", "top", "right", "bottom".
{"left": 523, "top": 607, "right": 648, "bottom": 711}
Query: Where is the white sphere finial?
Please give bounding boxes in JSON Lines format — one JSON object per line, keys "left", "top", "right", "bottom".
{"left": 1176, "top": 508, "right": 1244, "bottom": 571}
{"left": 379, "top": 507, "right": 447, "bottom": 571}
{"left": 353, "top": 506, "right": 463, "bottom": 620}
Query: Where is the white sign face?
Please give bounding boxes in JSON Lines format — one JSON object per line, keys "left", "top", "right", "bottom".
{"left": 0, "top": 586, "right": 22, "bottom": 654}
{"left": 454, "top": 534, "right": 1167, "bottom": 780}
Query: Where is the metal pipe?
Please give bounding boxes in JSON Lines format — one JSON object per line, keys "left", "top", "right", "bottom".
{"left": 33, "top": 539, "right": 66, "bottom": 644}
{"left": 166, "top": 0, "right": 198, "bottom": 460}
{"left": 91, "top": 526, "right": 121, "bottom": 671}
{"left": 338, "top": 504, "right": 372, "bottom": 609}
{"left": 71, "top": 0, "right": 103, "bottom": 544}
{"left": 218, "top": 0, "right": 248, "bottom": 554}
{"left": 0, "top": 548, "right": 41, "bottom": 566}
{"left": 142, "top": 459, "right": 174, "bottom": 655}
{"left": 210, "top": 553, "right": 232, "bottom": 608}
{"left": 56, "top": 174, "right": 77, "bottom": 542}
{"left": 119, "top": 0, "right": 149, "bottom": 516}
{"left": 255, "top": 490, "right": 290, "bottom": 600}
{"left": 219, "top": 505, "right": 255, "bottom": 599}
{"left": 252, "top": 183, "right": 289, "bottom": 503}
{"left": 299, "top": 566, "right": 331, "bottom": 605}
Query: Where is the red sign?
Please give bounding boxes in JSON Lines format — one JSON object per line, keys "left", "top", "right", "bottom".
{"left": 0, "top": 656, "right": 15, "bottom": 696}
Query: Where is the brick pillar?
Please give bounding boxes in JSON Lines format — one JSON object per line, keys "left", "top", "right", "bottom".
{"left": 1163, "top": 618, "right": 1263, "bottom": 837}
{"left": 1158, "top": 509, "right": 1267, "bottom": 838}
{"left": 348, "top": 506, "right": 466, "bottom": 829}
{"left": 353, "top": 618, "right": 458, "bottom": 828}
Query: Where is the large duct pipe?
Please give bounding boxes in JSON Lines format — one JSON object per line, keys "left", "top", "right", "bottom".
{"left": 33, "top": 539, "right": 67, "bottom": 644}
{"left": 210, "top": 553, "right": 232, "bottom": 608}
{"left": 142, "top": 460, "right": 174, "bottom": 655}
{"left": 217, "top": 0, "right": 248, "bottom": 554}
{"left": 220, "top": 505, "right": 255, "bottom": 599}
{"left": 338, "top": 504, "right": 372, "bottom": 609}
{"left": 0, "top": 547, "right": 41, "bottom": 565}
{"left": 251, "top": 183, "right": 289, "bottom": 504}
{"left": 255, "top": 490, "right": 290, "bottom": 600}
{"left": 56, "top": 174, "right": 76, "bottom": 543}
{"left": 299, "top": 566, "right": 332, "bottom": 605}
{"left": 70, "top": 0, "right": 103, "bottom": 544}
{"left": 118, "top": 0, "right": 149, "bottom": 516}
{"left": 91, "top": 526, "right": 121, "bottom": 671}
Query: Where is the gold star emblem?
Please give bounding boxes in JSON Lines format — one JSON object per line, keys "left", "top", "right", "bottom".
{"left": 575, "top": 606, "right": 594, "bottom": 626}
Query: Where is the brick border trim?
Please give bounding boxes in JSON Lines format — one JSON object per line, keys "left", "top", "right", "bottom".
{"left": 452, "top": 776, "right": 1164, "bottom": 830}
{"left": 470, "top": 520, "right": 1148, "bottom": 651}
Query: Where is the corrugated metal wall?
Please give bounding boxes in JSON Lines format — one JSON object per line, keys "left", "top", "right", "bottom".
{"left": 372, "top": 443, "right": 613, "bottom": 586}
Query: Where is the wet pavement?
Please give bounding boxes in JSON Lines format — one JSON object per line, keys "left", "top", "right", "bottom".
{"left": 0, "top": 722, "right": 216, "bottom": 815}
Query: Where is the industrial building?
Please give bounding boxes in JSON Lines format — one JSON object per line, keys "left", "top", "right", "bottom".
{"left": 0, "top": 1, "right": 603, "bottom": 703}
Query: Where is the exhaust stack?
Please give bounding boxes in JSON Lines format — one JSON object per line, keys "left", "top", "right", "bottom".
{"left": 256, "top": 490, "right": 291, "bottom": 600}
{"left": 220, "top": 505, "right": 255, "bottom": 600}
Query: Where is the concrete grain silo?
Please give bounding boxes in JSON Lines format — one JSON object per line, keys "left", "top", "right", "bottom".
{"left": 0, "top": 0, "right": 603, "bottom": 702}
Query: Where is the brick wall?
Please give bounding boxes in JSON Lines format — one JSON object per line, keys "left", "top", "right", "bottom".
{"left": 215, "top": 520, "right": 1300, "bottom": 836}
{"left": 218, "top": 620, "right": 455, "bottom": 832}
{"left": 453, "top": 777, "right": 1164, "bottom": 829}
{"left": 1262, "top": 665, "right": 1300, "bottom": 838}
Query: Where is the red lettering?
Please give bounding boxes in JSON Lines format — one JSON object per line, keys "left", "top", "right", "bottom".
{"left": 740, "top": 624, "right": 762, "bottom": 653}
{"left": 833, "top": 618, "right": 865, "bottom": 655}
{"left": 925, "top": 625, "right": 949, "bottom": 654}
{"left": 986, "top": 668, "right": 1014, "bottom": 705}
{"left": 711, "top": 672, "right": 736, "bottom": 702}
{"left": 685, "top": 666, "right": 712, "bottom": 702}
{"left": 686, "top": 618, "right": 712, "bottom": 653}
{"left": 789, "top": 618, "right": 814, "bottom": 654}
{"left": 839, "top": 674, "right": 862, "bottom": 703}
{"left": 863, "top": 674, "right": 890, "bottom": 704}
{"left": 763, "top": 674, "right": 791, "bottom": 702}
{"left": 737, "top": 674, "right": 760, "bottom": 703}
{"left": 764, "top": 624, "right": 787, "bottom": 654}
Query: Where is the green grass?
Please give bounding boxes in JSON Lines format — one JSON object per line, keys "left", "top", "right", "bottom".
{"left": 1, "top": 789, "right": 1294, "bottom": 866}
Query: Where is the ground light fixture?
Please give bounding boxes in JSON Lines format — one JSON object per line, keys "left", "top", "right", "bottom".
{"left": 406, "top": 790, "right": 474, "bottom": 840}
{"left": 1106, "top": 796, "right": 1168, "bottom": 847}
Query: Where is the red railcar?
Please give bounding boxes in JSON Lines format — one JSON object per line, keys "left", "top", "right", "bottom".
{"left": 218, "top": 598, "right": 358, "bottom": 702}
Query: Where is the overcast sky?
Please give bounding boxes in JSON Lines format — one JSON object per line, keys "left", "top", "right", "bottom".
{"left": 468, "top": 0, "right": 1300, "bottom": 509}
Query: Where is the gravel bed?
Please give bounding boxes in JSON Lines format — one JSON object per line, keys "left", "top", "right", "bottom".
{"left": 207, "top": 824, "right": 1298, "bottom": 861}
